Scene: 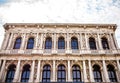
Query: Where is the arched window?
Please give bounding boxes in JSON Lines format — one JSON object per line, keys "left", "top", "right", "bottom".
{"left": 102, "top": 37, "right": 109, "bottom": 49}
{"left": 27, "top": 38, "right": 34, "bottom": 49}
{"left": 107, "top": 65, "right": 117, "bottom": 82}
{"left": 93, "top": 65, "right": 102, "bottom": 82}
{"left": 57, "top": 64, "right": 66, "bottom": 82}
{"left": 21, "top": 64, "right": 30, "bottom": 82}
{"left": 45, "top": 37, "right": 52, "bottom": 49}
{"left": 42, "top": 65, "right": 51, "bottom": 82}
{"left": 71, "top": 37, "right": 78, "bottom": 49}
{"left": 5, "top": 64, "right": 16, "bottom": 82}
{"left": 89, "top": 37, "right": 97, "bottom": 50}
{"left": 58, "top": 37, "right": 65, "bottom": 49}
{"left": 72, "top": 65, "right": 81, "bottom": 82}
{"left": 13, "top": 37, "right": 21, "bottom": 49}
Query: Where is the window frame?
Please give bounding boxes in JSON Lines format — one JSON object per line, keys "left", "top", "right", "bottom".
{"left": 45, "top": 37, "right": 52, "bottom": 49}
{"left": 71, "top": 37, "right": 79, "bottom": 49}
{"left": 13, "top": 37, "right": 22, "bottom": 49}
{"left": 58, "top": 37, "right": 65, "bottom": 49}
{"left": 5, "top": 64, "right": 16, "bottom": 82}
{"left": 26, "top": 37, "right": 34, "bottom": 49}
{"left": 89, "top": 37, "right": 97, "bottom": 50}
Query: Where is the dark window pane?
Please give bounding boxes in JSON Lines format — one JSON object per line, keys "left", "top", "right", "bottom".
{"left": 27, "top": 38, "right": 34, "bottom": 49}
{"left": 5, "top": 64, "right": 16, "bottom": 82}
{"left": 71, "top": 37, "right": 78, "bottom": 49}
{"left": 13, "top": 37, "right": 22, "bottom": 49}
{"left": 21, "top": 64, "right": 30, "bottom": 82}
{"left": 57, "top": 65, "right": 66, "bottom": 82}
{"left": 102, "top": 38, "right": 109, "bottom": 49}
{"left": 42, "top": 65, "right": 51, "bottom": 82}
{"left": 93, "top": 65, "right": 102, "bottom": 82}
{"left": 89, "top": 38, "right": 96, "bottom": 50}
{"left": 72, "top": 65, "right": 81, "bottom": 82}
{"left": 45, "top": 37, "right": 52, "bottom": 49}
{"left": 58, "top": 37, "right": 65, "bottom": 49}
{"left": 107, "top": 65, "right": 117, "bottom": 82}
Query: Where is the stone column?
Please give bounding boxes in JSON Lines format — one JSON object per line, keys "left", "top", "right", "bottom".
{"left": 40, "top": 33, "right": 43, "bottom": 50}
{"left": 0, "top": 60, "right": 6, "bottom": 81}
{"left": 88, "top": 60, "right": 94, "bottom": 82}
{"left": 67, "top": 33, "right": 70, "bottom": 50}
{"left": 117, "top": 60, "right": 120, "bottom": 71}
{"left": 112, "top": 33, "right": 119, "bottom": 49}
{"left": 7, "top": 33, "right": 13, "bottom": 49}
{"left": 97, "top": 33, "right": 103, "bottom": 50}
{"left": 53, "top": 33, "right": 56, "bottom": 52}
{"left": 80, "top": 33, "right": 83, "bottom": 49}
{"left": 83, "top": 60, "right": 88, "bottom": 82}
{"left": 29, "top": 60, "right": 35, "bottom": 82}
{"left": 85, "top": 33, "right": 89, "bottom": 50}
{"left": 102, "top": 60, "right": 110, "bottom": 82}
{"left": 13, "top": 60, "right": 21, "bottom": 82}
{"left": 1, "top": 32, "right": 10, "bottom": 50}
{"left": 52, "top": 60, "right": 56, "bottom": 82}
{"left": 0, "top": 59, "right": 1, "bottom": 69}
{"left": 20, "top": 33, "right": 26, "bottom": 50}
{"left": 68, "top": 60, "right": 71, "bottom": 82}
{"left": 109, "top": 33, "right": 115, "bottom": 49}
{"left": 34, "top": 33, "right": 39, "bottom": 49}
{"left": 35, "top": 60, "right": 41, "bottom": 82}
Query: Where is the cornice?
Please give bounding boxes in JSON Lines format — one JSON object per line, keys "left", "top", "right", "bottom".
{"left": 3, "top": 23, "right": 117, "bottom": 31}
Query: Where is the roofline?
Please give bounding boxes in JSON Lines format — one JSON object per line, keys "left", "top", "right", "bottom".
{"left": 3, "top": 23, "right": 117, "bottom": 31}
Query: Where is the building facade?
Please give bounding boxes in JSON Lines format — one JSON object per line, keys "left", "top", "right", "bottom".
{"left": 0, "top": 23, "right": 120, "bottom": 83}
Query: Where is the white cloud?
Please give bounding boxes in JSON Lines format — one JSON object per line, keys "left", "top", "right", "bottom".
{"left": 0, "top": 0, "right": 120, "bottom": 47}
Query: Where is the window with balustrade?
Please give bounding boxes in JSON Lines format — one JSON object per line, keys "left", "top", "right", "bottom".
{"left": 72, "top": 65, "right": 81, "bottom": 82}
{"left": 45, "top": 37, "right": 52, "bottom": 49}
{"left": 57, "top": 64, "right": 66, "bottom": 82}
{"left": 71, "top": 37, "right": 79, "bottom": 49}
{"left": 42, "top": 65, "right": 51, "bottom": 82}
{"left": 21, "top": 64, "right": 30, "bottom": 82}
{"left": 89, "top": 37, "right": 97, "bottom": 50}
{"left": 26, "top": 37, "right": 34, "bottom": 49}
{"left": 107, "top": 65, "right": 117, "bottom": 82}
{"left": 58, "top": 37, "right": 65, "bottom": 49}
{"left": 5, "top": 64, "right": 16, "bottom": 82}
{"left": 13, "top": 37, "right": 22, "bottom": 49}
{"left": 102, "top": 37, "right": 109, "bottom": 50}
{"left": 93, "top": 65, "right": 102, "bottom": 82}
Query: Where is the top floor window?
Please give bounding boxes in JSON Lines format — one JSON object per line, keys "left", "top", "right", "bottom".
{"left": 27, "top": 37, "right": 34, "bottom": 49}
{"left": 13, "top": 37, "right": 22, "bottom": 49}
{"left": 71, "top": 37, "right": 78, "bottom": 49}
{"left": 45, "top": 37, "right": 52, "bottom": 49}
{"left": 89, "top": 37, "right": 97, "bottom": 50}
{"left": 58, "top": 37, "right": 65, "bottom": 49}
{"left": 102, "top": 37, "right": 109, "bottom": 49}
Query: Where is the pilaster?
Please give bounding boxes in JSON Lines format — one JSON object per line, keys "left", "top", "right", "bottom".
{"left": 35, "top": 60, "right": 41, "bottom": 82}
{"left": 29, "top": 60, "right": 35, "bottom": 82}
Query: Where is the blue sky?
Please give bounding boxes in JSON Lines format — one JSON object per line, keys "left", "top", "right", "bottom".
{"left": 0, "top": 0, "right": 120, "bottom": 47}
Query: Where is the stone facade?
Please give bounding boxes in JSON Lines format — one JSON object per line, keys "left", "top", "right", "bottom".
{"left": 0, "top": 23, "right": 120, "bottom": 83}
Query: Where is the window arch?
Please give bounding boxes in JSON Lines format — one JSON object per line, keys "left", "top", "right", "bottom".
{"left": 57, "top": 64, "right": 66, "bottom": 82}
{"left": 93, "top": 65, "right": 102, "bottom": 82}
{"left": 5, "top": 64, "right": 16, "bottom": 82}
{"left": 72, "top": 65, "right": 81, "bottom": 82}
{"left": 89, "top": 37, "right": 97, "bottom": 50}
{"left": 101, "top": 37, "right": 109, "bottom": 49}
{"left": 21, "top": 64, "right": 30, "bottom": 82}
{"left": 58, "top": 37, "right": 65, "bottom": 49}
{"left": 42, "top": 64, "right": 51, "bottom": 82}
{"left": 71, "top": 37, "right": 78, "bottom": 49}
{"left": 13, "top": 37, "right": 22, "bottom": 49}
{"left": 27, "top": 37, "right": 34, "bottom": 49}
{"left": 45, "top": 37, "right": 52, "bottom": 49}
{"left": 107, "top": 65, "right": 117, "bottom": 82}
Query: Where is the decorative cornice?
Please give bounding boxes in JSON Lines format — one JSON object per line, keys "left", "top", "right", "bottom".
{"left": 3, "top": 23, "right": 117, "bottom": 31}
